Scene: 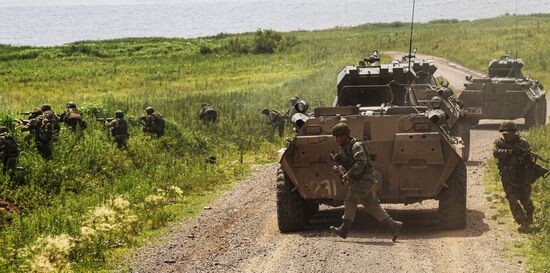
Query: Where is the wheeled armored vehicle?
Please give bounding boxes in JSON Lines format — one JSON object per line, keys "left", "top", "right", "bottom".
{"left": 458, "top": 54, "right": 546, "bottom": 128}
{"left": 277, "top": 57, "right": 467, "bottom": 233}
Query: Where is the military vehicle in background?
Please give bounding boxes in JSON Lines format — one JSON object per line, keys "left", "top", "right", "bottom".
{"left": 395, "top": 50, "right": 471, "bottom": 161}
{"left": 458, "top": 54, "right": 547, "bottom": 128}
{"left": 277, "top": 56, "right": 467, "bottom": 233}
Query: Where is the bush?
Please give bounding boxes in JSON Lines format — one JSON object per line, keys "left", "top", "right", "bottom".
{"left": 253, "top": 29, "right": 283, "bottom": 54}
{"left": 199, "top": 45, "right": 213, "bottom": 54}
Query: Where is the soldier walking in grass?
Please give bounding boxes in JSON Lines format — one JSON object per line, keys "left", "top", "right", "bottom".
{"left": 199, "top": 103, "right": 218, "bottom": 123}
{"left": 329, "top": 123, "right": 403, "bottom": 241}
{"left": 140, "top": 107, "right": 165, "bottom": 137}
{"left": 59, "top": 102, "right": 87, "bottom": 132}
{"left": 19, "top": 105, "right": 60, "bottom": 159}
{"left": 0, "top": 126, "right": 19, "bottom": 175}
{"left": 493, "top": 121, "right": 536, "bottom": 233}
{"left": 261, "top": 107, "right": 285, "bottom": 138}
{"left": 102, "top": 110, "right": 129, "bottom": 149}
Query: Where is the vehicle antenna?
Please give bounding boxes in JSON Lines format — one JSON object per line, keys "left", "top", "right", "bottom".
{"left": 407, "top": 0, "right": 416, "bottom": 75}
{"left": 515, "top": 0, "right": 519, "bottom": 59}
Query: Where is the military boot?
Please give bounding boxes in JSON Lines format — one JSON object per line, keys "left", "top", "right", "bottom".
{"left": 383, "top": 217, "right": 403, "bottom": 242}
{"left": 518, "top": 221, "right": 531, "bottom": 233}
{"left": 330, "top": 219, "right": 352, "bottom": 239}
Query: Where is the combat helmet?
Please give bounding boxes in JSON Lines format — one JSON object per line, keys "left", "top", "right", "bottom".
{"left": 499, "top": 121, "right": 518, "bottom": 133}
{"left": 332, "top": 123, "right": 351, "bottom": 136}
{"left": 66, "top": 102, "right": 77, "bottom": 109}
{"left": 115, "top": 110, "right": 124, "bottom": 118}
{"left": 261, "top": 107, "right": 270, "bottom": 115}
{"left": 40, "top": 104, "right": 52, "bottom": 112}
{"left": 145, "top": 106, "right": 155, "bottom": 115}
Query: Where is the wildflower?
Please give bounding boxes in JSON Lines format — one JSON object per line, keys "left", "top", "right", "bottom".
{"left": 80, "top": 226, "right": 96, "bottom": 242}
{"left": 168, "top": 185, "right": 184, "bottom": 197}
{"left": 144, "top": 194, "right": 164, "bottom": 204}
{"left": 112, "top": 196, "right": 130, "bottom": 210}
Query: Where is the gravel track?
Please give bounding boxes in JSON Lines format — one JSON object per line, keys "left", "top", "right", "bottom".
{"left": 127, "top": 53, "right": 542, "bottom": 273}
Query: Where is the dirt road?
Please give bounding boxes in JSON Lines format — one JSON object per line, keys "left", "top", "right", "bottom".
{"left": 128, "top": 55, "right": 536, "bottom": 273}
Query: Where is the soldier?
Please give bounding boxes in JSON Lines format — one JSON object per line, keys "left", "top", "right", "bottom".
{"left": 199, "top": 103, "right": 218, "bottom": 123}
{"left": 103, "top": 110, "right": 129, "bottom": 149}
{"left": 493, "top": 121, "right": 535, "bottom": 232}
{"left": 140, "top": 107, "right": 165, "bottom": 137}
{"left": 0, "top": 127, "right": 19, "bottom": 175}
{"left": 20, "top": 105, "right": 59, "bottom": 159}
{"left": 59, "top": 102, "right": 87, "bottom": 132}
{"left": 329, "top": 123, "right": 403, "bottom": 241}
{"left": 261, "top": 107, "right": 285, "bottom": 138}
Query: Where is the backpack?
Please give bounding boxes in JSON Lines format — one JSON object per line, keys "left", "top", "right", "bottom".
{"left": 151, "top": 113, "right": 165, "bottom": 134}
{"left": 67, "top": 108, "right": 82, "bottom": 120}
{"left": 39, "top": 111, "right": 60, "bottom": 141}
{"left": 0, "top": 133, "right": 18, "bottom": 158}
{"left": 111, "top": 119, "right": 129, "bottom": 137}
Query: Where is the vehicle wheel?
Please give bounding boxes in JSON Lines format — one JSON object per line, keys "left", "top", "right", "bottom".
{"left": 451, "top": 120, "right": 471, "bottom": 161}
{"left": 439, "top": 162, "right": 467, "bottom": 229}
{"left": 525, "top": 102, "right": 541, "bottom": 128}
{"left": 538, "top": 98, "right": 547, "bottom": 125}
{"left": 276, "top": 166, "right": 308, "bottom": 232}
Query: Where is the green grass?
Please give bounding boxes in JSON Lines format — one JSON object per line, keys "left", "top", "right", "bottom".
{"left": 1, "top": 14, "right": 550, "bottom": 272}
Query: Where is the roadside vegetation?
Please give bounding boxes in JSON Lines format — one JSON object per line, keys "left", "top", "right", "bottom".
{"left": 0, "top": 15, "right": 549, "bottom": 272}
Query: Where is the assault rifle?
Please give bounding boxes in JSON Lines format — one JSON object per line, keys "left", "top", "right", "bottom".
{"left": 138, "top": 116, "right": 147, "bottom": 126}
{"left": 329, "top": 152, "right": 349, "bottom": 186}
{"left": 96, "top": 118, "right": 114, "bottom": 123}
{"left": 512, "top": 145, "right": 549, "bottom": 164}
{"left": 19, "top": 112, "right": 31, "bottom": 115}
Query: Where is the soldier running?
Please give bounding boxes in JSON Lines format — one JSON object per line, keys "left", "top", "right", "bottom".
{"left": 493, "top": 121, "right": 536, "bottom": 232}
{"left": 261, "top": 107, "right": 285, "bottom": 138}
{"left": 329, "top": 123, "right": 403, "bottom": 241}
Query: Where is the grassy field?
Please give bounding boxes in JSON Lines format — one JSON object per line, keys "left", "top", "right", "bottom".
{"left": 0, "top": 14, "right": 549, "bottom": 272}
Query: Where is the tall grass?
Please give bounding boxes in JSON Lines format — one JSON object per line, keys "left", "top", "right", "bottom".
{"left": 0, "top": 14, "right": 549, "bottom": 272}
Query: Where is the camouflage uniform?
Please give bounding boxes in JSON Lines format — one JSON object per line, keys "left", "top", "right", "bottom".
{"left": 199, "top": 104, "right": 218, "bottom": 123}
{"left": 330, "top": 123, "right": 402, "bottom": 241}
{"left": 338, "top": 138, "right": 390, "bottom": 223}
{"left": 0, "top": 128, "right": 18, "bottom": 174}
{"left": 22, "top": 110, "right": 59, "bottom": 159}
{"left": 59, "top": 106, "right": 86, "bottom": 132}
{"left": 493, "top": 135, "right": 535, "bottom": 227}
{"left": 107, "top": 118, "right": 129, "bottom": 149}
{"left": 142, "top": 112, "right": 165, "bottom": 137}
{"left": 262, "top": 108, "right": 285, "bottom": 138}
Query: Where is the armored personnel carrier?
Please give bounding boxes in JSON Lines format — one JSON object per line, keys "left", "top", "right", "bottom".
{"left": 458, "top": 54, "right": 546, "bottom": 128}
{"left": 394, "top": 51, "right": 471, "bottom": 160}
{"left": 277, "top": 58, "right": 467, "bottom": 233}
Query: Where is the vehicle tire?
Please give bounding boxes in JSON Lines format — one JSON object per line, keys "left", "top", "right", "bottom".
{"left": 276, "top": 166, "right": 308, "bottom": 232}
{"left": 451, "top": 120, "right": 471, "bottom": 161}
{"left": 525, "top": 102, "right": 541, "bottom": 128}
{"left": 538, "top": 98, "right": 547, "bottom": 125}
{"left": 438, "top": 161, "right": 467, "bottom": 229}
